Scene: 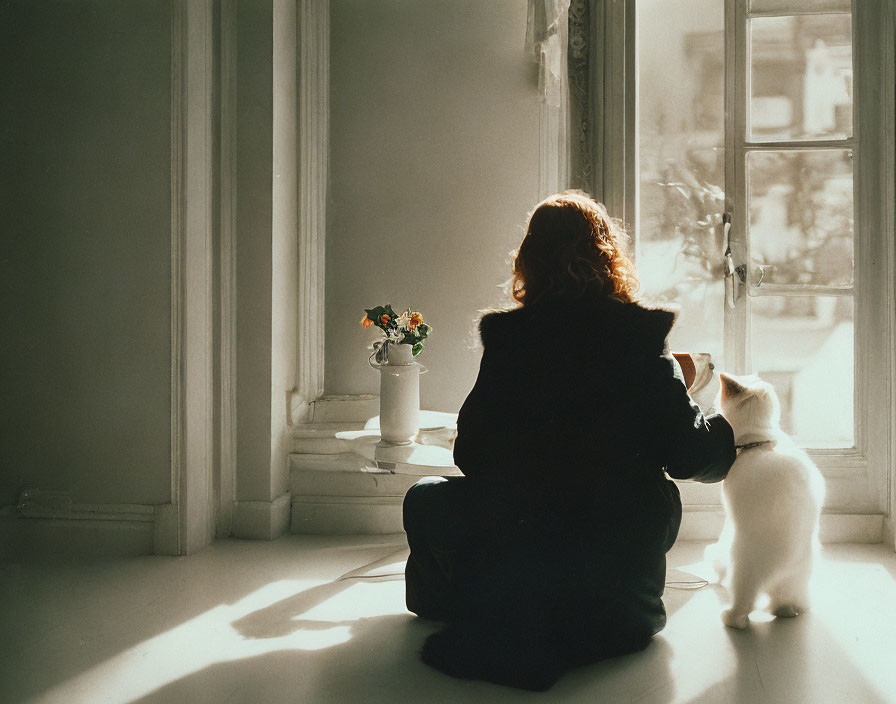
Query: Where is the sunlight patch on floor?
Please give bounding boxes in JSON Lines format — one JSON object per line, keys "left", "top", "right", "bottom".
{"left": 301, "top": 581, "right": 407, "bottom": 622}
{"left": 37, "top": 578, "right": 358, "bottom": 704}
{"left": 658, "top": 585, "right": 739, "bottom": 703}
{"left": 812, "top": 558, "right": 896, "bottom": 703}
{"left": 651, "top": 551, "right": 896, "bottom": 704}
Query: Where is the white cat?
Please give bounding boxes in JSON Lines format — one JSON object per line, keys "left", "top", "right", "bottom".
{"left": 707, "top": 373, "right": 826, "bottom": 629}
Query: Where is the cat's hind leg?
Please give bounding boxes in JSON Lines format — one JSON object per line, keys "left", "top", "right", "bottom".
{"left": 768, "top": 560, "right": 812, "bottom": 618}
{"left": 722, "top": 549, "right": 763, "bottom": 629}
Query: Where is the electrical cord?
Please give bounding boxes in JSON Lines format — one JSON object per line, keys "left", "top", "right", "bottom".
{"left": 336, "top": 547, "right": 408, "bottom": 581}
{"left": 664, "top": 578, "right": 709, "bottom": 590}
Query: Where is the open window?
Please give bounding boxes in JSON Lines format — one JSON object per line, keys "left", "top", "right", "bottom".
{"left": 580, "top": 0, "right": 894, "bottom": 518}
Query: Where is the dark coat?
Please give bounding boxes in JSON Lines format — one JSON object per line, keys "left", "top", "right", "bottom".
{"left": 456, "top": 297, "right": 733, "bottom": 508}
{"left": 408, "top": 296, "right": 735, "bottom": 690}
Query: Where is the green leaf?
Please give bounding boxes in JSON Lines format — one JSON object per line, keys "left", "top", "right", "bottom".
{"left": 365, "top": 306, "right": 385, "bottom": 322}
{"left": 412, "top": 342, "right": 423, "bottom": 356}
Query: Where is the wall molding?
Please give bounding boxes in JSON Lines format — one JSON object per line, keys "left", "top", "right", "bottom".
{"left": 165, "top": 0, "right": 186, "bottom": 556}
{"left": 291, "top": 495, "right": 404, "bottom": 535}
{"left": 1, "top": 517, "right": 155, "bottom": 561}
{"left": 292, "top": 0, "right": 329, "bottom": 425}
{"left": 232, "top": 493, "right": 291, "bottom": 540}
{"left": 14, "top": 501, "right": 155, "bottom": 522}
{"left": 1, "top": 502, "right": 157, "bottom": 560}
{"left": 217, "top": 0, "right": 238, "bottom": 539}
{"left": 162, "top": 0, "right": 217, "bottom": 556}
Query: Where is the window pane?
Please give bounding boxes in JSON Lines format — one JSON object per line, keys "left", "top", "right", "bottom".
{"left": 637, "top": 0, "right": 726, "bottom": 364}
{"left": 750, "top": 0, "right": 850, "bottom": 13}
{"left": 751, "top": 295, "right": 853, "bottom": 447}
{"left": 747, "top": 150, "right": 853, "bottom": 286}
{"left": 749, "top": 14, "right": 852, "bottom": 141}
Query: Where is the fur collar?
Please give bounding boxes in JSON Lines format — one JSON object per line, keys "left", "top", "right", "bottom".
{"left": 478, "top": 298, "right": 677, "bottom": 356}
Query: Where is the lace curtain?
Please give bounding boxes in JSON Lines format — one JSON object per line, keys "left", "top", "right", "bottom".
{"left": 566, "top": 0, "right": 592, "bottom": 193}
{"left": 526, "top": 0, "right": 595, "bottom": 197}
{"left": 526, "top": 0, "right": 570, "bottom": 108}
{"left": 526, "top": 0, "right": 571, "bottom": 196}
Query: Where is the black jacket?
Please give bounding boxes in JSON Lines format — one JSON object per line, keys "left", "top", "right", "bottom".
{"left": 455, "top": 296, "right": 734, "bottom": 518}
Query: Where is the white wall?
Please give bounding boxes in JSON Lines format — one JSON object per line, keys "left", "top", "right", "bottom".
{"left": 326, "top": 0, "right": 541, "bottom": 413}
{"left": 0, "top": 1, "right": 172, "bottom": 508}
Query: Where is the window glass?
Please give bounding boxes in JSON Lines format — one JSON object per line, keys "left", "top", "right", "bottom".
{"left": 636, "top": 0, "right": 726, "bottom": 362}
{"left": 747, "top": 149, "right": 853, "bottom": 286}
{"left": 749, "top": 0, "right": 850, "bottom": 13}
{"left": 749, "top": 14, "right": 852, "bottom": 141}
{"left": 751, "top": 294, "right": 854, "bottom": 447}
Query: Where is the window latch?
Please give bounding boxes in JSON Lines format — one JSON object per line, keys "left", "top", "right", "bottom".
{"left": 722, "top": 213, "right": 741, "bottom": 308}
{"left": 755, "top": 263, "right": 773, "bottom": 287}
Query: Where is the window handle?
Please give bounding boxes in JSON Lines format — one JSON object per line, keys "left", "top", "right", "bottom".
{"left": 722, "top": 213, "right": 738, "bottom": 308}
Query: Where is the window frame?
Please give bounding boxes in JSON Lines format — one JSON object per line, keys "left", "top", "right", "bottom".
{"left": 594, "top": 0, "right": 894, "bottom": 517}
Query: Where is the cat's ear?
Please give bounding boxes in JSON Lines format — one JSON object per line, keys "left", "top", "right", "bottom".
{"left": 719, "top": 372, "right": 747, "bottom": 396}
{"left": 753, "top": 383, "right": 777, "bottom": 403}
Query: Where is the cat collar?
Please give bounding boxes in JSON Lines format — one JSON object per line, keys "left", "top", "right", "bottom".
{"left": 735, "top": 440, "right": 773, "bottom": 452}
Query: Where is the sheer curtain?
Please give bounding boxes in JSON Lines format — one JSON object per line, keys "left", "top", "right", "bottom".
{"left": 526, "top": 0, "right": 626, "bottom": 208}
{"left": 527, "top": 0, "right": 571, "bottom": 197}
{"left": 565, "top": 0, "right": 631, "bottom": 221}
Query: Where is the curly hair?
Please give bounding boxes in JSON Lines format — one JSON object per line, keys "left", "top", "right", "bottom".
{"left": 510, "top": 192, "right": 639, "bottom": 306}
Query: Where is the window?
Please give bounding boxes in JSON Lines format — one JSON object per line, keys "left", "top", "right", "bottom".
{"left": 622, "top": 0, "right": 894, "bottom": 511}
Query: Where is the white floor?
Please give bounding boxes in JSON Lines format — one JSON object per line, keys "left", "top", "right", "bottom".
{"left": 1, "top": 536, "right": 895, "bottom": 704}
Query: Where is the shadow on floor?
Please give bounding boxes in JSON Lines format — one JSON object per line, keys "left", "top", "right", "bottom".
{"left": 231, "top": 578, "right": 360, "bottom": 640}
{"left": 700, "top": 614, "right": 892, "bottom": 704}
{"left": 231, "top": 550, "right": 408, "bottom": 641}
{"left": 132, "top": 571, "right": 688, "bottom": 703}
{"left": 133, "top": 611, "right": 438, "bottom": 704}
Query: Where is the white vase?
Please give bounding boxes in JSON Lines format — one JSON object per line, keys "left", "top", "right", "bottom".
{"left": 370, "top": 342, "right": 424, "bottom": 444}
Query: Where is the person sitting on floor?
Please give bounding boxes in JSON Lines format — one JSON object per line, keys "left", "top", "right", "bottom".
{"left": 402, "top": 192, "right": 736, "bottom": 691}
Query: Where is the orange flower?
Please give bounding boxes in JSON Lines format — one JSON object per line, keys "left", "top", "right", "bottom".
{"left": 380, "top": 314, "right": 391, "bottom": 325}
{"left": 360, "top": 314, "right": 373, "bottom": 328}
{"left": 409, "top": 312, "right": 423, "bottom": 329}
